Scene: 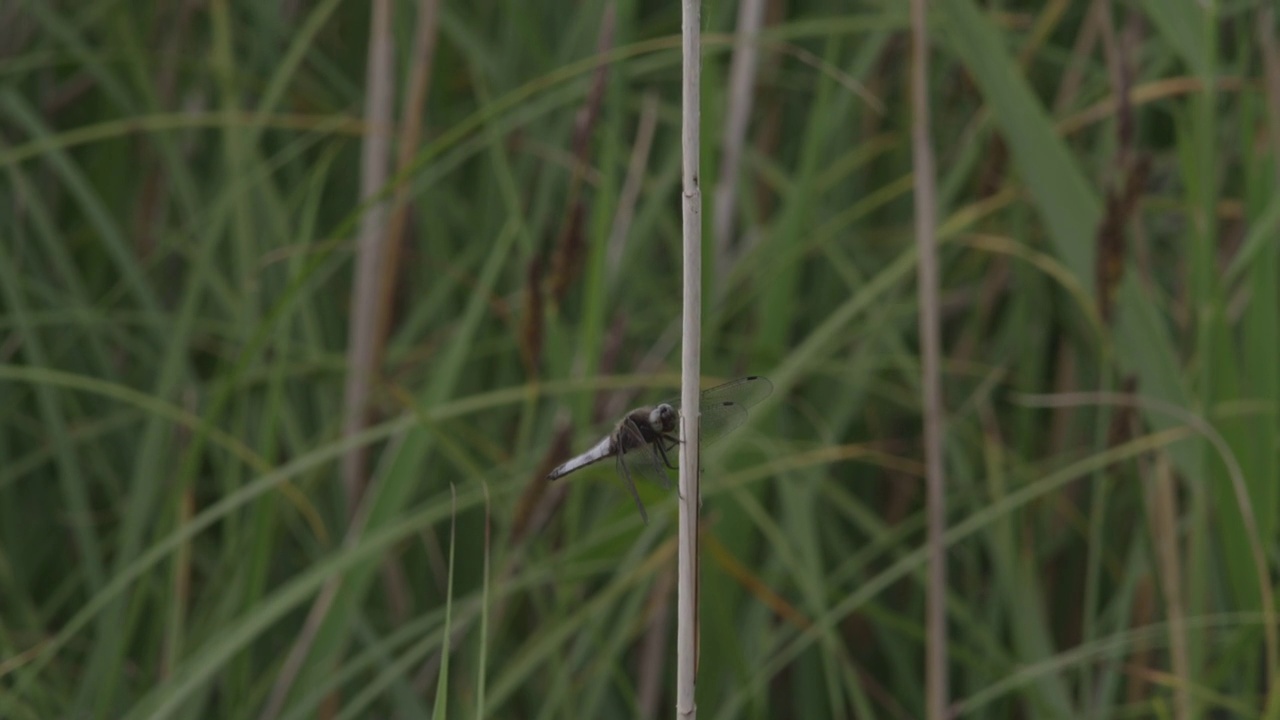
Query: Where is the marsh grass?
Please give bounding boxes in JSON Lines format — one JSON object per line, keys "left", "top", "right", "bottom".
{"left": 1, "top": 1, "right": 1278, "bottom": 718}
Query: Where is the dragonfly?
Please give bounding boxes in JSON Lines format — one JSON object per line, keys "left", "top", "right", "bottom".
{"left": 546, "top": 376, "right": 773, "bottom": 524}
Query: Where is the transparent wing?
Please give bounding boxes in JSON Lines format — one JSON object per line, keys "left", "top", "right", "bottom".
{"left": 617, "top": 418, "right": 674, "bottom": 491}
{"left": 661, "top": 376, "right": 773, "bottom": 445}
{"left": 697, "top": 376, "right": 774, "bottom": 411}
{"left": 614, "top": 452, "right": 649, "bottom": 525}
{"left": 699, "top": 400, "right": 751, "bottom": 444}
{"left": 613, "top": 420, "right": 650, "bottom": 523}
{"left": 613, "top": 419, "right": 676, "bottom": 524}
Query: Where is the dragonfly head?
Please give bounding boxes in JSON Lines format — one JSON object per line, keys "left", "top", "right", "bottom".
{"left": 649, "top": 403, "right": 677, "bottom": 433}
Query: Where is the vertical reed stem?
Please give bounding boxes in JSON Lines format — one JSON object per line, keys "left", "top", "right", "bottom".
{"left": 676, "top": 0, "right": 703, "bottom": 715}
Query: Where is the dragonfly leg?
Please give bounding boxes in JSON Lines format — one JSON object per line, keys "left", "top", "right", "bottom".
{"left": 656, "top": 435, "right": 680, "bottom": 469}
{"left": 655, "top": 438, "right": 695, "bottom": 500}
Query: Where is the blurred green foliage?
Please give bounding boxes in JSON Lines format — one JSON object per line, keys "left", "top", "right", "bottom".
{"left": 1, "top": 0, "right": 1278, "bottom": 718}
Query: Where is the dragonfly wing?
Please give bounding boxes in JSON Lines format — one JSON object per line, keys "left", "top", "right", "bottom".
{"left": 660, "top": 376, "right": 773, "bottom": 445}
{"left": 699, "top": 400, "right": 751, "bottom": 444}
{"left": 618, "top": 418, "right": 673, "bottom": 491}
{"left": 617, "top": 418, "right": 673, "bottom": 522}
{"left": 614, "top": 451, "right": 650, "bottom": 525}
{"left": 661, "top": 375, "right": 773, "bottom": 413}
{"left": 698, "top": 375, "right": 774, "bottom": 410}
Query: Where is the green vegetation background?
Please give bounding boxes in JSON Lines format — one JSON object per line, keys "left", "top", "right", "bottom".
{"left": 2, "top": 0, "right": 1278, "bottom": 718}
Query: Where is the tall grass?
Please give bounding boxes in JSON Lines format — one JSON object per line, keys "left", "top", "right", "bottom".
{"left": 1, "top": 1, "right": 1277, "bottom": 718}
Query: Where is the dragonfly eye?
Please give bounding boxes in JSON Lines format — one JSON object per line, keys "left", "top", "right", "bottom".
{"left": 650, "top": 403, "right": 676, "bottom": 430}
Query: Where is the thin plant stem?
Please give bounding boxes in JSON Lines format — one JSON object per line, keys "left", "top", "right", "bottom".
{"left": 342, "top": 0, "right": 396, "bottom": 515}
{"left": 909, "top": 0, "right": 949, "bottom": 717}
{"left": 711, "top": 0, "right": 765, "bottom": 275}
{"left": 676, "top": 0, "right": 703, "bottom": 715}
